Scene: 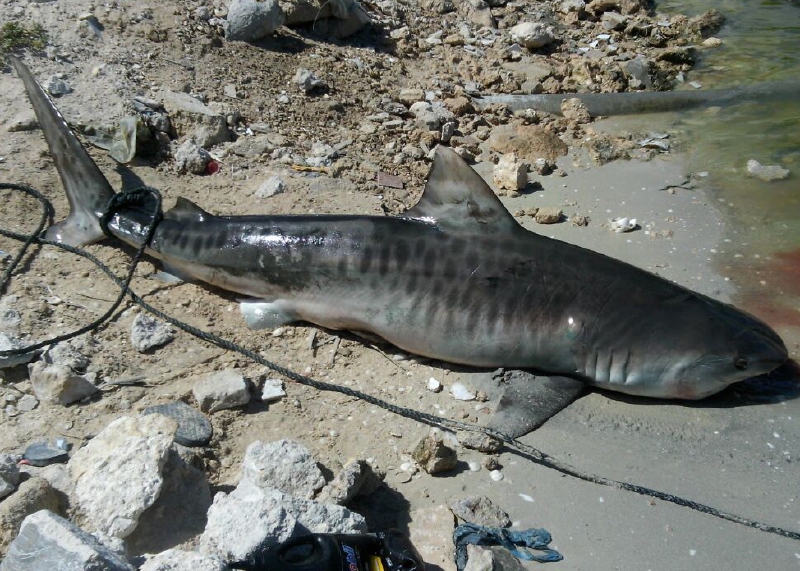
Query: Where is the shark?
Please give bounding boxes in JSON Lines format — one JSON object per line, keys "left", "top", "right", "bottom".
{"left": 9, "top": 56, "right": 788, "bottom": 434}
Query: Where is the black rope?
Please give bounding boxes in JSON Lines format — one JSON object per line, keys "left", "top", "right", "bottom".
{"left": 1, "top": 181, "right": 799, "bottom": 543}
{"left": 0, "top": 183, "right": 161, "bottom": 354}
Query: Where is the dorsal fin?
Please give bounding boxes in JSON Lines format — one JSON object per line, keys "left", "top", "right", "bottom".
{"left": 164, "top": 197, "right": 211, "bottom": 222}
{"left": 404, "top": 145, "right": 522, "bottom": 234}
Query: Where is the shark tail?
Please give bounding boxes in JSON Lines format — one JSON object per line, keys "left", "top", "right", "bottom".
{"left": 11, "top": 56, "right": 116, "bottom": 246}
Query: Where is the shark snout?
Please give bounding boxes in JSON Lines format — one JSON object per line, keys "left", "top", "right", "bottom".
{"left": 727, "top": 318, "right": 789, "bottom": 385}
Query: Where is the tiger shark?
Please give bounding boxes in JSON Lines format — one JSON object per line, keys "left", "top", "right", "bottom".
{"left": 10, "top": 56, "right": 788, "bottom": 433}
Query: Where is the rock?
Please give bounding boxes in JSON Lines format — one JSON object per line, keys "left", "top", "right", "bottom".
{"left": 656, "top": 46, "right": 696, "bottom": 65}
{"left": 409, "top": 505, "right": 457, "bottom": 571}
{"left": 229, "top": 134, "right": 278, "bottom": 157}
{"left": 130, "top": 314, "right": 175, "bottom": 353}
{"left": 493, "top": 153, "right": 528, "bottom": 192}
{"left": 43, "top": 340, "right": 90, "bottom": 372}
{"left": 142, "top": 402, "right": 213, "bottom": 447}
{"left": 534, "top": 207, "right": 563, "bottom": 224}
{"left": 746, "top": 159, "right": 790, "bottom": 182}
{"left": 457, "top": 431, "right": 502, "bottom": 453}
{"left": 689, "top": 9, "right": 726, "bottom": 37}
{"left": 561, "top": 98, "right": 591, "bottom": 124}
{"left": 6, "top": 111, "right": 37, "bottom": 132}
{"left": 0, "top": 454, "right": 20, "bottom": 488}
{"left": 316, "top": 459, "right": 381, "bottom": 505}
{"left": 126, "top": 448, "right": 212, "bottom": 556}
{"left": 281, "top": 488, "right": 367, "bottom": 534}
{"left": 464, "top": 544, "right": 494, "bottom": 571}
{"left": 625, "top": 56, "right": 653, "bottom": 89}
{"left": 443, "top": 96, "right": 475, "bottom": 116}
{"left": 140, "top": 549, "right": 227, "bottom": 571}
{"left": 31, "top": 463, "right": 73, "bottom": 500}
{"left": 441, "top": 121, "right": 456, "bottom": 143}
{"left": 408, "top": 101, "right": 455, "bottom": 130}
{"left": 28, "top": 361, "right": 98, "bottom": 406}
{"left": 255, "top": 175, "right": 286, "bottom": 198}
{"left": 280, "top": 0, "right": 370, "bottom": 38}
{"left": 0, "top": 479, "right": 14, "bottom": 501}
{"left": 260, "top": 378, "right": 286, "bottom": 402}
{"left": 200, "top": 478, "right": 365, "bottom": 560}
{"left": 449, "top": 495, "right": 511, "bottom": 527}
{"left": 161, "top": 91, "right": 230, "bottom": 148}
{"left": 0, "top": 478, "right": 63, "bottom": 555}
{"left": 69, "top": 414, "right": 177, "bottom": 538}
{"left": 450, "top": 382, "right": 476, "bottom": 401}
{"left": 398, "top": 88, "right": 425, "bottom": 106}
{"left": 192, "top": 369, "right": 251, "bottom": 413}
{"left": 45, "top": 75, "right": 72, "bottom": 96}
{"left": 294, "top": 68, "right": 327, "bottom": 93}
{"left": 510, "top": 22, "right": 555, "bottom": 50}
{"left": 225, "top": 0, "right": 284, "bottom": 41}
{"left": 487, "top": 124, "right": 567, "bottom": 162}
{"left": 241, "top": 439, "right": 325, "bottom": 498}
{"left": 412, "top": 432, "right": 458, "bottom": 474}
{"left": 15, "top": 394, "right": 38, "bottom": 412}
{"left": 174, "top": 140, "right": 211, "bottom": 174}
{"left": 198, "top": 480, "right": 297, "bottom": 561}
{"left": 559, "top": 0, "right": 586, "bottom": 13}
{"left": 0, "top": 296, "right": 22, "bottom": 329}
{"left": 0, "top": 510, "right": 134, "bottom": 571}
{"left": 0, "top": 334, "right": 35, "bottom": 369}
{"left": 457, "top": 0, "right": 495, "bottom": 28}
{"left": 427, "top": 377, "right": 443, "bottom": 392}
{"left": 601, "top": 11, "right": 627, "bottom": 30}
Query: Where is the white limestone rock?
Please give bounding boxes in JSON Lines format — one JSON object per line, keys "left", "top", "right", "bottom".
{"left": 0, "top": 334, "right": 35, "bottom": 369}
{"left": 130, "top": 314, "right": 175, "bottom": 353}
{"left": 409, "top": 505, "right": 457, "bottom": 571}
{"left": 293, "top": 68, "right": 327, "bottom": 93}
{"left": 199, "top": 479, "right": 298, "bottom": 561}
{"left": 174, "top": 140, "right": 211, "bottom": 175}
{"left": 241, "top": 439, "right": 325, "bottom": 498}
{"left": 493, "top": 153, "right": 528, "bottom": 191}
{"left": 746, "top": 159, "right": 790, "bottom": 182}
{"left": 28, "top": 361, "right": 98, "bottom": 406}
{"left": 510, "top": 22, "right": 555, "bottom": 50}
{"left": 140, "top": 549, "right": 227, "bottom": 571}
{"left": 68, "top": 414, "right": 177, "bottom": 538}
{"left": 161, "top": 91, "right": 230, "bottom": 148}
{"left": 193, "top": 369, "right": 251, "bottom": 413}
{"left": 125, "top": 448, "right": 212, "bottom": 556}
{"left": 260, "top": 377, "right": 286, "bottom": 402}
{"left": 0, "top": 510, "right": 134, "bottom": 571}
{"left": 408, "top": 101, "right": 455, "bottom": 130}
{"left": 225, "top": 0, "right": 285, "bottom": 41}
{"left": 255, "top": 175, "right": 286, "bottom": 198}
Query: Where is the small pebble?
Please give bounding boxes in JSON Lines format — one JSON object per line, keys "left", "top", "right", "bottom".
{"left": 489, "top": 470, "right": 504, "bottom": 482}
{"left": 450, "top": 382, "right": 476, "bottom": 401}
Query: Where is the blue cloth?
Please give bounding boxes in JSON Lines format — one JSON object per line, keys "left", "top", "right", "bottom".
{"left": 453, "top": 523, "right": 563, "bottom": 570}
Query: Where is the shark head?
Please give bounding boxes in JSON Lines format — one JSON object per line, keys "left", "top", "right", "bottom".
{"left": 590, "top": 292, "right": 788, "bottom": 400}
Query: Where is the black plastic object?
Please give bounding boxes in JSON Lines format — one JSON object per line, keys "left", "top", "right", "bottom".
{"left": 230, "top": 530, "right": 425, "bottom": 571}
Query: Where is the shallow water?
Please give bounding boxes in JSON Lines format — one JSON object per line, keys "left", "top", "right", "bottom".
{"left": 658, "top": 0, "right": 800, "bottom": 335}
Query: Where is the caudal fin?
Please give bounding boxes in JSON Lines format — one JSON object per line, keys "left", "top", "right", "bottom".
{"left": 11, "top": 55, "right": 115, "bottom": 246}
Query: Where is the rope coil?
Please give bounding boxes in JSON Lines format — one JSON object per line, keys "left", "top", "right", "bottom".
{"left": 1, "top": 181, "right": 798, "bottom": 543}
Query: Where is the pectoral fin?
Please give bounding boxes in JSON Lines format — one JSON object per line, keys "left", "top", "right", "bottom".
{"left": 240, "top": 301, "right": 297, "bottom": 330}
{"left": 487, "top": 373, "right": 586, "bottom": 438}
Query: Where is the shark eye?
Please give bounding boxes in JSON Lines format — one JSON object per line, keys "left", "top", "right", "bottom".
{"left": 734, "top": 357, "right": 749, "bottom": 371}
